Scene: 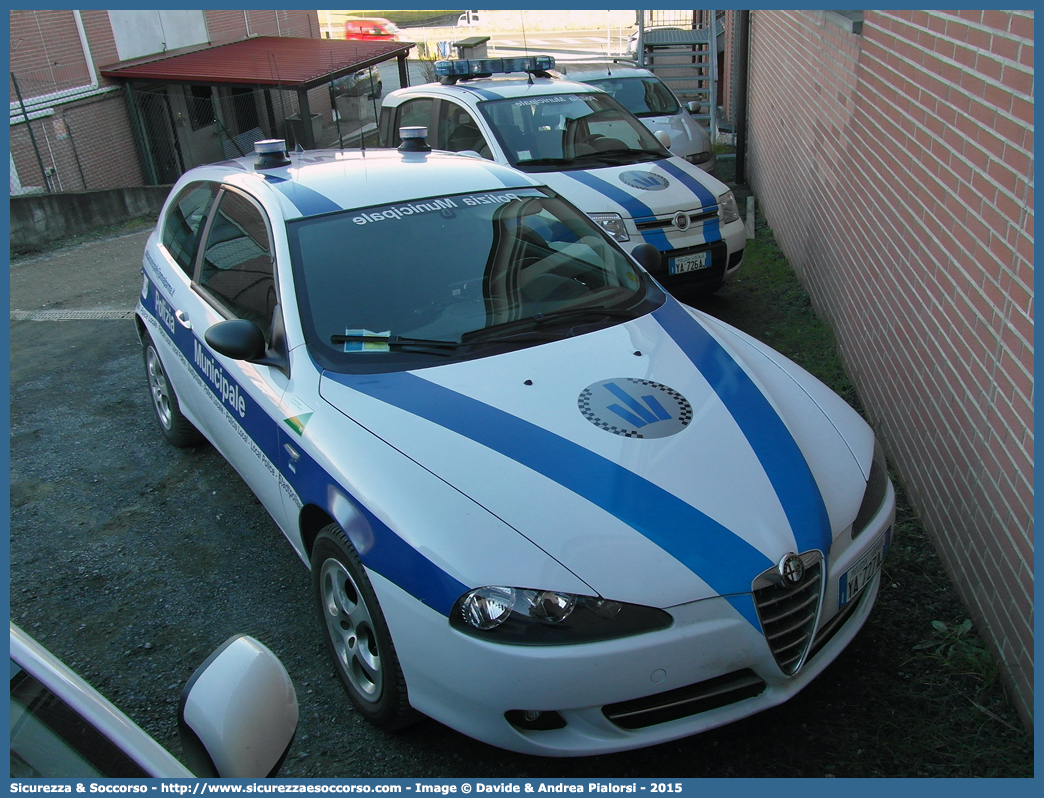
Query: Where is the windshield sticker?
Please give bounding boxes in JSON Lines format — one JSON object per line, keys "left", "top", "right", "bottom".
{"left": 283, "top": 396, "right": 314, "bottom": 436}
{"left": 353, "top": 198, "right": 458, "bottom": 226}
{"left": 517, "top": 150, "right": 532, "bottom": 161}
{"left": 462, "top": 192, "right": 520, "bottom": 206}
{"left": 343, "top": 329, "right": 391, "bottom": 352}
{"left": 352, "top": 193, "right": 522, "bottom": 226}
{"left": 513, "top": 96, "right": 571, "bottom": 107}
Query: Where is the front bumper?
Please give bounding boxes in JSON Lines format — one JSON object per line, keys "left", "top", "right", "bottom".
{"left": 371, "top": 496, "right": 894, "bottom": 756}
{"left": 639, "top": 217, "right": 746, "bottom": 293}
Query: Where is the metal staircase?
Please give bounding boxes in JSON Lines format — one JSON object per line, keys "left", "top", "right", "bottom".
{"left": 633, "top": 10, "right": 724, "bottom": 142}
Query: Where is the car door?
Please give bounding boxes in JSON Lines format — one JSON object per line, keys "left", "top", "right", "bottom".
{"left": 167, "top": 185, "right": 293, "bottom": 532}
{"left": 435, "top": 101, "right": 493, "bottom": 158}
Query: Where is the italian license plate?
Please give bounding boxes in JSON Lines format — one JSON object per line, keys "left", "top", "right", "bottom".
{"left": 668, "top": 251, "right": 709, "bottom": 275}
{"left": 838, "top": 527, "right": 890, "bottom": 609}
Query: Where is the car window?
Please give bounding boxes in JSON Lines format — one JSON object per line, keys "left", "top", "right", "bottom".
{"left": 287, "top": 188, "right": 654, "bottom": 369}
{"left": 198, "top": 189, "right": 278, "bottom": 334}
{"left": 478, "top": 92, "right": 666, "bottom": 170}
{"left": 162, "top": 181, "right": 218, "bottom": 278}
{"left": 585, "top": 77, "right": 680, "bottom": 117}
{"left": 392, "top": 98, "right": 434, "bottom": 147}
{"left": 436, "top": 103, "right": 492, "bottom": 158}
{"left": 10, "top": 663, "right": 148, "bottom": 778}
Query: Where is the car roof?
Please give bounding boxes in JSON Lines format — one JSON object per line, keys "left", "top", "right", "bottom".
{"left": 557, "top": 65, "right": 656, "bottom": 82}
{"left": 391, "top": 76, "right": 605, "bottom": 103}
{"left": 177, "top": 148, "right": 544, "bottom": 221}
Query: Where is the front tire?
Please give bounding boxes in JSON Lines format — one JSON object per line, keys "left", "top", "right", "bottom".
{"left": 143, "top": 336, "right": 203, "bottom": 447}
{"left": 312, "top": 523, "right": 416, "bottom": 730}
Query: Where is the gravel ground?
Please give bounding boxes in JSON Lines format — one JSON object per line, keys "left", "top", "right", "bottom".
{"left": 9, "top": 230, "right": 1032, "bottom": 778}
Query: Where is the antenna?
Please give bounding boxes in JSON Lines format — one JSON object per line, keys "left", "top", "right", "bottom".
{"left": 520, "top": 11, "right": 529, "bottom": 57}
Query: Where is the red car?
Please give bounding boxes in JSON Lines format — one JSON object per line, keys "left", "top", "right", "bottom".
{"left": 344, "top": 17, "right": 400, "bottom": 41}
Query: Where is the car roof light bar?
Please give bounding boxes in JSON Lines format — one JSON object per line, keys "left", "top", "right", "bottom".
{"left": 435, "top": 56, "right": 556, "bottom": 84}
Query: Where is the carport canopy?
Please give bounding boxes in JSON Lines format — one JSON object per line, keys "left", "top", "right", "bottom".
{"left": 101, "top": 36, "right": 414, "bottom": 148}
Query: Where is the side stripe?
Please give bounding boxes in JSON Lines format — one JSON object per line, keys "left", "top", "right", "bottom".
{"left": 262, "top": 174, "right": 342, "bottom": 218}
{"left": 144, "top": 278, "right": 467, "bottom": 616}
{"left": 284, "top": 425, "right": 469, "bottom": 615}
{"left": 455, "top": 85, "right": 503, "bottom": 101}
{"left": 656, "top": 160, "right": 721, "bottom": 242}
{"left": 558, "top": 170, "right": 672, "bottom": 251}
{"left": 654, "top": 299, "right": 832, "bottom": 559}
{"left": 329, "top": 369, "right": 773, "bottom": 627}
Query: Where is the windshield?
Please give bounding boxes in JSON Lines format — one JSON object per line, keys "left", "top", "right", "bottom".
{"left": 287, "top": 188, "right": 660, "bottom": 371}
{"left": 477, "top": 92, "right": 669, "bottom": 172}
{"left": 582, "top": 76, "right": 680, "bottom": 117}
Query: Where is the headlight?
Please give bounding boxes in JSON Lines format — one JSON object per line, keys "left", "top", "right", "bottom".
{"left": 685, "top": 152, "right": 711, "bottom": 165}
{"left": 718, "top": 190, "right": 740, "bottom": 225}
{"left": 450, "top": 586, "right": 672, "bottom": 645}
{"left": 589, "top": 213, "right": 630, "bottom": 242}
{"left": 852, "top": 441, "right": 889, "bottom": 538}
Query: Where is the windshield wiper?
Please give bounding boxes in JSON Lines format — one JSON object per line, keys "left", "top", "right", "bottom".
{"left": 461, "top": 306, "right": 638, "bottom": 344}
{"left": 330, "top": 334, "right": 462, "bottom": 356}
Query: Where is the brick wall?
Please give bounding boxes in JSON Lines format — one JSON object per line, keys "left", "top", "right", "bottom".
{"left": 9, "top": 9, "right": 322, "bottom": 192}
{"left": 742, "top": 10, "right": 1033, "bottom": 725}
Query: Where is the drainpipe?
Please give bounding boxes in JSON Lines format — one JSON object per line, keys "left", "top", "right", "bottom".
{"left": 734, "top": 10, "right": 750, "bottom": 187}
{"left": 73, "top": 11, "right": 99, "bottom": 86}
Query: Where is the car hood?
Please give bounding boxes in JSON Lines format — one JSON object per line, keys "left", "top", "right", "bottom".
{"left": 318, "top": 298, "right": 872, "bottom": 609}
{"left": 537, "top": 156, "right": 724, "bottom": 221}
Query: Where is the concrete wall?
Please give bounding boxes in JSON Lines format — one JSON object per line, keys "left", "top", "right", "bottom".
{"left": 10, "top": 186, "right": 170, "bottom": 253}
{"left": 740, "top": 10, "right": 1033, "bottom": 725}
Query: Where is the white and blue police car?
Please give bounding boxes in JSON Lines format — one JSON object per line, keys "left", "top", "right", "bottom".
{"left": 136, "top": 132, "right": 894, "bottom": 756}
{"left": 378, "top": 56, "right": 744, "bottom": 294}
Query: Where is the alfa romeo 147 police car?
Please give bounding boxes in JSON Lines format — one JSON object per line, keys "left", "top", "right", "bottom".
{"left": 378, "top": 56, "right": 744, "bottom": 294}
{"left": 136, "top": 132, "right": 894, "bottom": 756}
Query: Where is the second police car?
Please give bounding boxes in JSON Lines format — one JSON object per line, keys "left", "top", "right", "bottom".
{"left": 137, "top": 131, "right": 894, "bottom": 756}
{"left": 379, "top": 56, "right": 744, "bottom": 294}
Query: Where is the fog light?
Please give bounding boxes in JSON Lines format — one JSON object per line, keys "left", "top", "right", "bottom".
{"left": 505, "top": 709, "right": 567, "bottom": 731}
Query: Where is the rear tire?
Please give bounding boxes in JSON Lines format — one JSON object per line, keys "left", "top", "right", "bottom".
{"left": 143, "top": 336, "right": 203, "bottom": 447}
{"left": 312, "top": 523, "right": 417, "bottom": 730}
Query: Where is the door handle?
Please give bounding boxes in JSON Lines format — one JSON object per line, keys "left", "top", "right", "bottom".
{"left": 175, "top": 309, "right": 192, "bottom": 330}
{"left": 283, "top": 443, "right": 301, "bottom": 462}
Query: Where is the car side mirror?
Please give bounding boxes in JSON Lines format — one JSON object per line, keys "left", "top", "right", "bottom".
{"left": 686, "top": 101, "right": 700, "bottom": 114}
{"left": 654, "top": 130, "right": 672, "bottom": 150}
{"left": 178, "top": 635, "right": 298, "bottom": 778}
{"left": 205, "top": 319, "right": 267, "bottom": 361}
{"left": 631, "top": 243, "right": 661, "bottom": 273}
{"left": 205, "top": 317, "right": 290, "bottom": 377}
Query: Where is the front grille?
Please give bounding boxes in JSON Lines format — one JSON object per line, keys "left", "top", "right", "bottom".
{"left": 603, "top": 669, "right": 766, "bottom": 730}
{"left": 636, "top": 208, "right": 718, "bottom": 232}
{"left": 806, "top": 576, "right": 870, "bottom": 662}
{"left": 752, "top": 551, "right": 823, "bottom": 675}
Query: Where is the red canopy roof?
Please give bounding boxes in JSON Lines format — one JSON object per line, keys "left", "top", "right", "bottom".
{"left": 100, "top": 36, "right": 413, "bottom": 90}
